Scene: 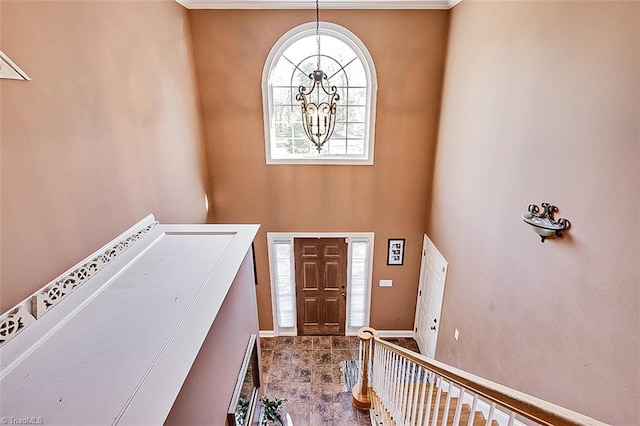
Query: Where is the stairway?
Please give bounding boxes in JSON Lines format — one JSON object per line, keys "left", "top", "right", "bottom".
{"left": 369, "top": 383, "right": 499, "bottom": 426}
{"left": 354, "top": 328, "right": 610, "bottom": 426}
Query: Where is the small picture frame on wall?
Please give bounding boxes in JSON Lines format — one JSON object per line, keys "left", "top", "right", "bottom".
{"left": 387, "top": 238, "right": 405, "bottom": 266}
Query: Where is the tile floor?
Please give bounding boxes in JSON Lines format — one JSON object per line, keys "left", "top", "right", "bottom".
{"left": 259, "top": 335, "right": 419, "bottom": 426}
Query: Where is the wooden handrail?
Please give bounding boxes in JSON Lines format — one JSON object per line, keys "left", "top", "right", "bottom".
{"left": 353, "top": 327, "right": 610, "bottom": 426}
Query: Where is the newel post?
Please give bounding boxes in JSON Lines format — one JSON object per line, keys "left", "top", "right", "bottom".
{"left": 352, "top": 327, "right": 378, "bottom": 410}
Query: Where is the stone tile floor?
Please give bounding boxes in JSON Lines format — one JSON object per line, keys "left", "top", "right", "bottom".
{"left": 259, "top": 335, "right": 419, "bottom": 426}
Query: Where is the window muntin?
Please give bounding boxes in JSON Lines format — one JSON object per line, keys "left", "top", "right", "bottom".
{"left": 263, "top": 23, "right": 377, "bottom": 165}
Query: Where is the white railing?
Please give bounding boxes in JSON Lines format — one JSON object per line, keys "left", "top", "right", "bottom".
{"left": 352, "top": 328, "right": 610, "bottom": 426}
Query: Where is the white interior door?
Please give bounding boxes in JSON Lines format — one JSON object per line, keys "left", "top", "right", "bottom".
{"left": 414, "top": 235, "right": 448, "bottom": 358}
{"left": 414, "top": 235, "right": 430, "bottom": 353}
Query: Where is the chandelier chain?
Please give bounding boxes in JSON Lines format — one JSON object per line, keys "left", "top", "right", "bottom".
{"left": 295, "top": 0, "right": 339, "bottom": 153}
{"left": 316, "top": 0, "right": 320, "bottom": 70}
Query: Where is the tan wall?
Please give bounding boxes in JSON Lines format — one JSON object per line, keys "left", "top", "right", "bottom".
{"left": 189, "top": 9, "right": 449, "bottom": 331}
{"left": 0, "top": 1, "right": 210, "bottom": 313}
{"left": 429, "top": 1, "right": 639, "bottom": 424}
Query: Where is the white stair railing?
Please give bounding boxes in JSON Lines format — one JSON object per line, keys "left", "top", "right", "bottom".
{"left": 352, "top": 328, "right": 610, "bottom": 426}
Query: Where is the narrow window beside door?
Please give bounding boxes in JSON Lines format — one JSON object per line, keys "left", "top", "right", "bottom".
{"left": 349, "top": 241, "right": 368, "bottom": 329}
{"left": 272, "top": 241, "right": 296, "bottom": 329}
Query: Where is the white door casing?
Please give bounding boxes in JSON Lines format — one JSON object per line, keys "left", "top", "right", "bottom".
{"left": 414, "top": 234, "right": 448, "bottom": 358}
{"left": 267, "top": 232, "right": 374, "bottom": 336}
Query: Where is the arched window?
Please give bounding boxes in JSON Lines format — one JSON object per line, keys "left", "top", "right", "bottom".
{"left": 262, "top": 22, "right": 377, "bottom": 165}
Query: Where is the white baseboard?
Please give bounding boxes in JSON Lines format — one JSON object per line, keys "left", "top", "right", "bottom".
{"left": 376, "top": 330, "right": 415, "bottom": 339}
{"left": 258, "top": 330, "right": 297, "bottom": 337}
{"left": 259, "top": 330, "right": 416, "bottom": 339}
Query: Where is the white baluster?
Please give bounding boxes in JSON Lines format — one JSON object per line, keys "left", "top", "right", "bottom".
{"left": 372, "top": 343, "right": 380, "bottom": 396}
{"left": 401, "top": 358, "right": 410, "bottom": 425}
{"left": 368, "top": 339, "right": 374, "bottom": 384}
{"left": 410, "top": 364, "right": 421, "bottom": 425}
{"left": 381, "top": 348, "right": 389, "bottom": 408}
{"left": 486, "top": 402, "right": 496, "bottom": 426}
{"left": 386, "top": 351, "right": 394, "bottom": 418}
{"left": 404, "top": 359, "right": 412, "bottom": 425}
{"left": 381, "top": 346, "right": 389, "bottom": 403}
{"left": 431, "top": 378, "right": 442, "bottom": 426}
{"left": 385, "top": 347, "right": 393, "bottom": 406}
{"left": 507, "top": 411, "right": 517, "bottom": 426}
{"left": 401, "top": 356, "right": 409, "bottom": 424}
{"left": 416, "top": 368, "right": 429, "bottom": 426}
{"left": 386, "top": 350, "right": 393, "bottom": 411}
{"left": 406, "top": 361, "right": 416, "bottom": 425}
{"left": 380, "top": 345, "right": 388, "bottom": 411}
{"left": 391, "top": 352, "right": 401, "bottom": 420}
{"left": 395, "top": 355, "right": 406, "bottom": 422}
{"left": 441, "top": 384, "right": 453, "bottom": 426}
{"left": 384, "top": 349, "right": 393, "bottom": 406}
{"left": 453, "top": 388, "right": 465, "bottom": 425}
{"left": 423, "top": 375, "right": 436, "bottom": 426}
{"left": 467, "top": 394, "right": 478, "bottom": 426}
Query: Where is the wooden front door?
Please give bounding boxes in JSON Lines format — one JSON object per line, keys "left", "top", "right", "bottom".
{"left": 294, "top": 238, "right": 347, "bottom": 335}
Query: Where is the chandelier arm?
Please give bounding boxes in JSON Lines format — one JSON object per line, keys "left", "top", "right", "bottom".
{"left": 318, "top": 79, "right": 339, "bottom": 97}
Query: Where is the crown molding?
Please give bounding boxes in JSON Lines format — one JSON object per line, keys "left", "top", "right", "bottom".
{"left": 176, "top": 0, "right": 461, "bottom": 10}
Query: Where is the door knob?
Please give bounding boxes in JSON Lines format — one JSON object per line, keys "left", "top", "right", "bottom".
{"left": 341, "top": 292, "right": 346, "bottom": 298}
{"left": 430, "top": 326, "right": 437, "bottom": 331}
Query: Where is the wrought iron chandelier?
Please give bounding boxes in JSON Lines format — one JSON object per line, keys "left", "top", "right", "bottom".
{"left": 296, "top": 0, "right": 340, "bottom": 153}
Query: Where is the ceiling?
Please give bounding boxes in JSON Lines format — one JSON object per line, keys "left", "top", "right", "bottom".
{"left": 176, "top": 0, "right": 461, "bottom": 10}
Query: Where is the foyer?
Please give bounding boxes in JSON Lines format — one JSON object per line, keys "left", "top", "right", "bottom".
{"left": 260, "top": 335, "right": 419, "bottom": 425}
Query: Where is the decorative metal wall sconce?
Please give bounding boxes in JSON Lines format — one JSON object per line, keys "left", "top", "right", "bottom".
{"left": 522, "top": 203, "right": 570, "bottom": 242}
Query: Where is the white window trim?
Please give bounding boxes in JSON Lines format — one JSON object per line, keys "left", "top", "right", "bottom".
{"left": 266, "top": 232, "right": 374, "bottom": 336}
{"left": 262, "top": 22, "right": 378, "bottom": 165}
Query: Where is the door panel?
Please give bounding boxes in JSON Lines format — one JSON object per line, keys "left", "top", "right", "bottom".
{"left": 302, "top": 263, "right": 319, "bottom": 290}
{"left": 304, "top": 299, "right": 319, "bottom": 324}
{"left": 325, "top": 298, "right": 340, "bottom": 327}
{"left": 302, "top": 245, "right": 318, "bottom": 256}
{"left": 295, "top": 238, "right": 347, "bottom": 335}
{"left": 324, "top": 262, "right": 340, "bottom": 289}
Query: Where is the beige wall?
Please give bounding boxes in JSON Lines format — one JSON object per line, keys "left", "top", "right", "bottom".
{"left": 166, "top": 251, "right": 259, "bottom": 425}
{"left": 0, "top": 1, "right": 210, "bottom": 313}
{"left": 429, "top": 1, "right": 639, "bottom": 424}
{"left": 4, "top": 2, "right": 636, "bottom": 422}
{"left": 189, "top": 9, "right": 449, "bottom": 331}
